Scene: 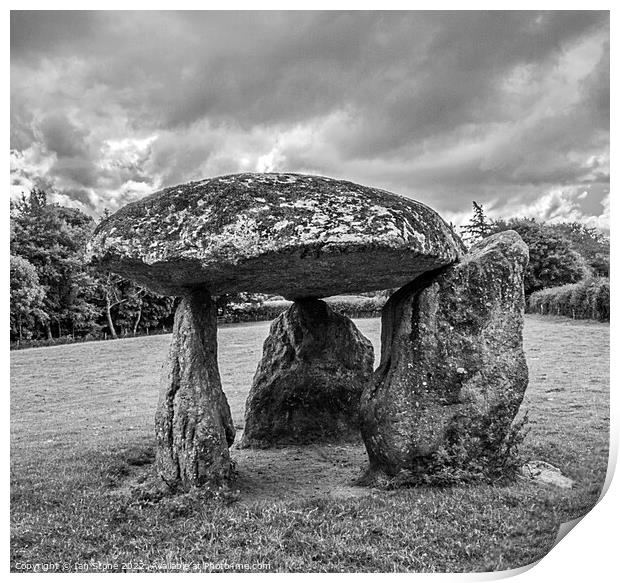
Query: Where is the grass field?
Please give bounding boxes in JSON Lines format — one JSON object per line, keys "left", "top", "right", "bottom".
{"left": 10, "top": 315, "right": 609, "bottom": 573}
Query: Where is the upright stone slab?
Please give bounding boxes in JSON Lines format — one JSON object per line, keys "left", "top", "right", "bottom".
{"left": 360, "top": 231, "right": 529, "bottom": 478}
{"left": 241, "top": 299, "right": 374, "bottom": 447}
{"left": 155, "top": 289, "right": 235, "bottom": 489}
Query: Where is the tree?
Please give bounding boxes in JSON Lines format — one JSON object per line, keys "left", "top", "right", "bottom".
{"left": 90, "top": 209, "right": 176, "bottom": 338}
{"left": 100, "top": 272, "right": 125, "bottom": 339}
{"left": 490, "top": 218, "right": 589, "bottom": 295}
{"left": 117, "top": 283, "right": 148, "bottom": 336}
{"left": 461, "top": 201, "right": 492, "bottom": 244}
{"left": 102, "top": 278, "right": 174, "bottom": 338}
{"left": 10, "top": 188, "right": 179, "bottom": 344}
{"left": 133, "top": 291, "right": 176, "bottom": 334}
{"left": 10, "top": 255, "right": 49, "bottom": 342}
{"left": 11, "top": 188, "right": 99, "bottom": 338}
{"left": 547, "top": 222, "right": 609, "bottom": 277}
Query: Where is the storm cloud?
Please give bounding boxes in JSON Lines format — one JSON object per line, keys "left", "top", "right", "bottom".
{"left": 10, "top": 10, "right": 609, "bottom": 228}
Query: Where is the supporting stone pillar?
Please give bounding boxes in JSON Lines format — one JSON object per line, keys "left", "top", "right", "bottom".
{"left": 241, "top": 298, "right": 374, "bottom": 447}
{"left": 360, "top": 231, "right": 529, "bottom": 480}
{"left": 155, "top": 289, "right": 235, "bottom": 490}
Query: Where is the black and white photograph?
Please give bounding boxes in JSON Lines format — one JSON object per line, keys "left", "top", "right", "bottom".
{"left": 9, "top": 7, "right": 611, "bottom": 575}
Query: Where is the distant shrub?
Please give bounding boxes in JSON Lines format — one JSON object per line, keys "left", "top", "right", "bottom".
{"left": 325, "top": 295, "right": 386, "bottom": 318}
{"left": 527, "top": 278, "right": 609, "bottom": 322}
{"left": 219, "top": 295, "right": 386, "bottom": 323}
{"left": 490, "top": 218, "right": 590, "bottom": 294}
{"left": 220, "top": 300, "right": 292, "bottom": 323}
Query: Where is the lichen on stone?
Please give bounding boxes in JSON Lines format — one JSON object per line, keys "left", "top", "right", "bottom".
{"left": 89, "top": 172, "right": 465, "bottom": 297}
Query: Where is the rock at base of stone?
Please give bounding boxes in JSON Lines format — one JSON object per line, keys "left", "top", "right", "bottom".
{"left": 519, "top": 460, "right": 575, "bottom": 489}
{"left": 360, "top": 230, "right": 529, "bottom": 479}
{"left": 241, "top": 299, "right": 374, "bottom": 447}
{"left": 155, "top": 289, "right": 235, "bottom": 490}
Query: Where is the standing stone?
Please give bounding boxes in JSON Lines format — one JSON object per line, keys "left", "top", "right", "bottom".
{"left": 155, "top": 289, "right": 235, "bottom": 490}
{"left": 360, "top": 231, "right": 529, "bottom": 479}
{"left": 241, "top": 299, "right": 374, "bottom": 447}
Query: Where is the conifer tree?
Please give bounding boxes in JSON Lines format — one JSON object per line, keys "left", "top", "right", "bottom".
{"left": 461, "top": 201, "right": 492, "bottom": 244}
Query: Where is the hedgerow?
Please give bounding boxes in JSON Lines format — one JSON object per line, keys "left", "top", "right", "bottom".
{"left": 219, "top": 295, "right": 386, "bottom": 323}
{"left": 526, "top": 277, "right": 609, "bottom": 322}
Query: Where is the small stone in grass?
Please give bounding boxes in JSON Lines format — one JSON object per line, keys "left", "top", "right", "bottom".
{"left": 519, "top": 460, "right": 575, "bottom": 489}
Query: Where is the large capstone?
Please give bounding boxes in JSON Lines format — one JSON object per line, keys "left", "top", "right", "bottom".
{"left": 360, "top": 231, "right": 529, "bottom": 479}
{"left": 241, "top": 299, "right": 374, "bottom": 447}
{"left": 89, "top": 173, "right": 464, "bottom": 299}
{"left": 155, "top": 289, "right": 235, "bottom": 490}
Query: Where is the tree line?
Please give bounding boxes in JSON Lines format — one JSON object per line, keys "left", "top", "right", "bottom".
{"left": 10, "top": 190, "right": 609, "bottom": 346}
{"left": 10, "top": 189, "right": 175, "bottom": 345}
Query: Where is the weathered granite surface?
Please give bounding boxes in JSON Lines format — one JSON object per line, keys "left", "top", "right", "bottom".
{"left": 155, "top": 289, "right": 235, "bottom": 490}
{"left": 89, "top": 173, "right": 464, "bottom": 298}
{"left": 360, "top": 231, "right": 529, "bottom": 477}
{"left": 241, "top": 299, "right": 374, "bottom": 447}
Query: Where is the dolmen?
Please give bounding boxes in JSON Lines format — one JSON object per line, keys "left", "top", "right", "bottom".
{"left": 89, "top": 172, "right": 528, "bottom": 491}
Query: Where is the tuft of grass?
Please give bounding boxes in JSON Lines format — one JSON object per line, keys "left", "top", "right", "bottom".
{"left": 10, "top": 315, "right": 609, "bottom": 572}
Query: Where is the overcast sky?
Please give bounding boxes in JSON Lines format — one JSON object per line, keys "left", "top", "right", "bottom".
{"left": 10, "top": 10, "right": 609, "bottom": 229}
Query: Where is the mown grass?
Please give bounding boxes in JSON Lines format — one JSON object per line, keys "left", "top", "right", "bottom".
{"left": 10, "top": 315, "right": 609, "bottom": 573}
